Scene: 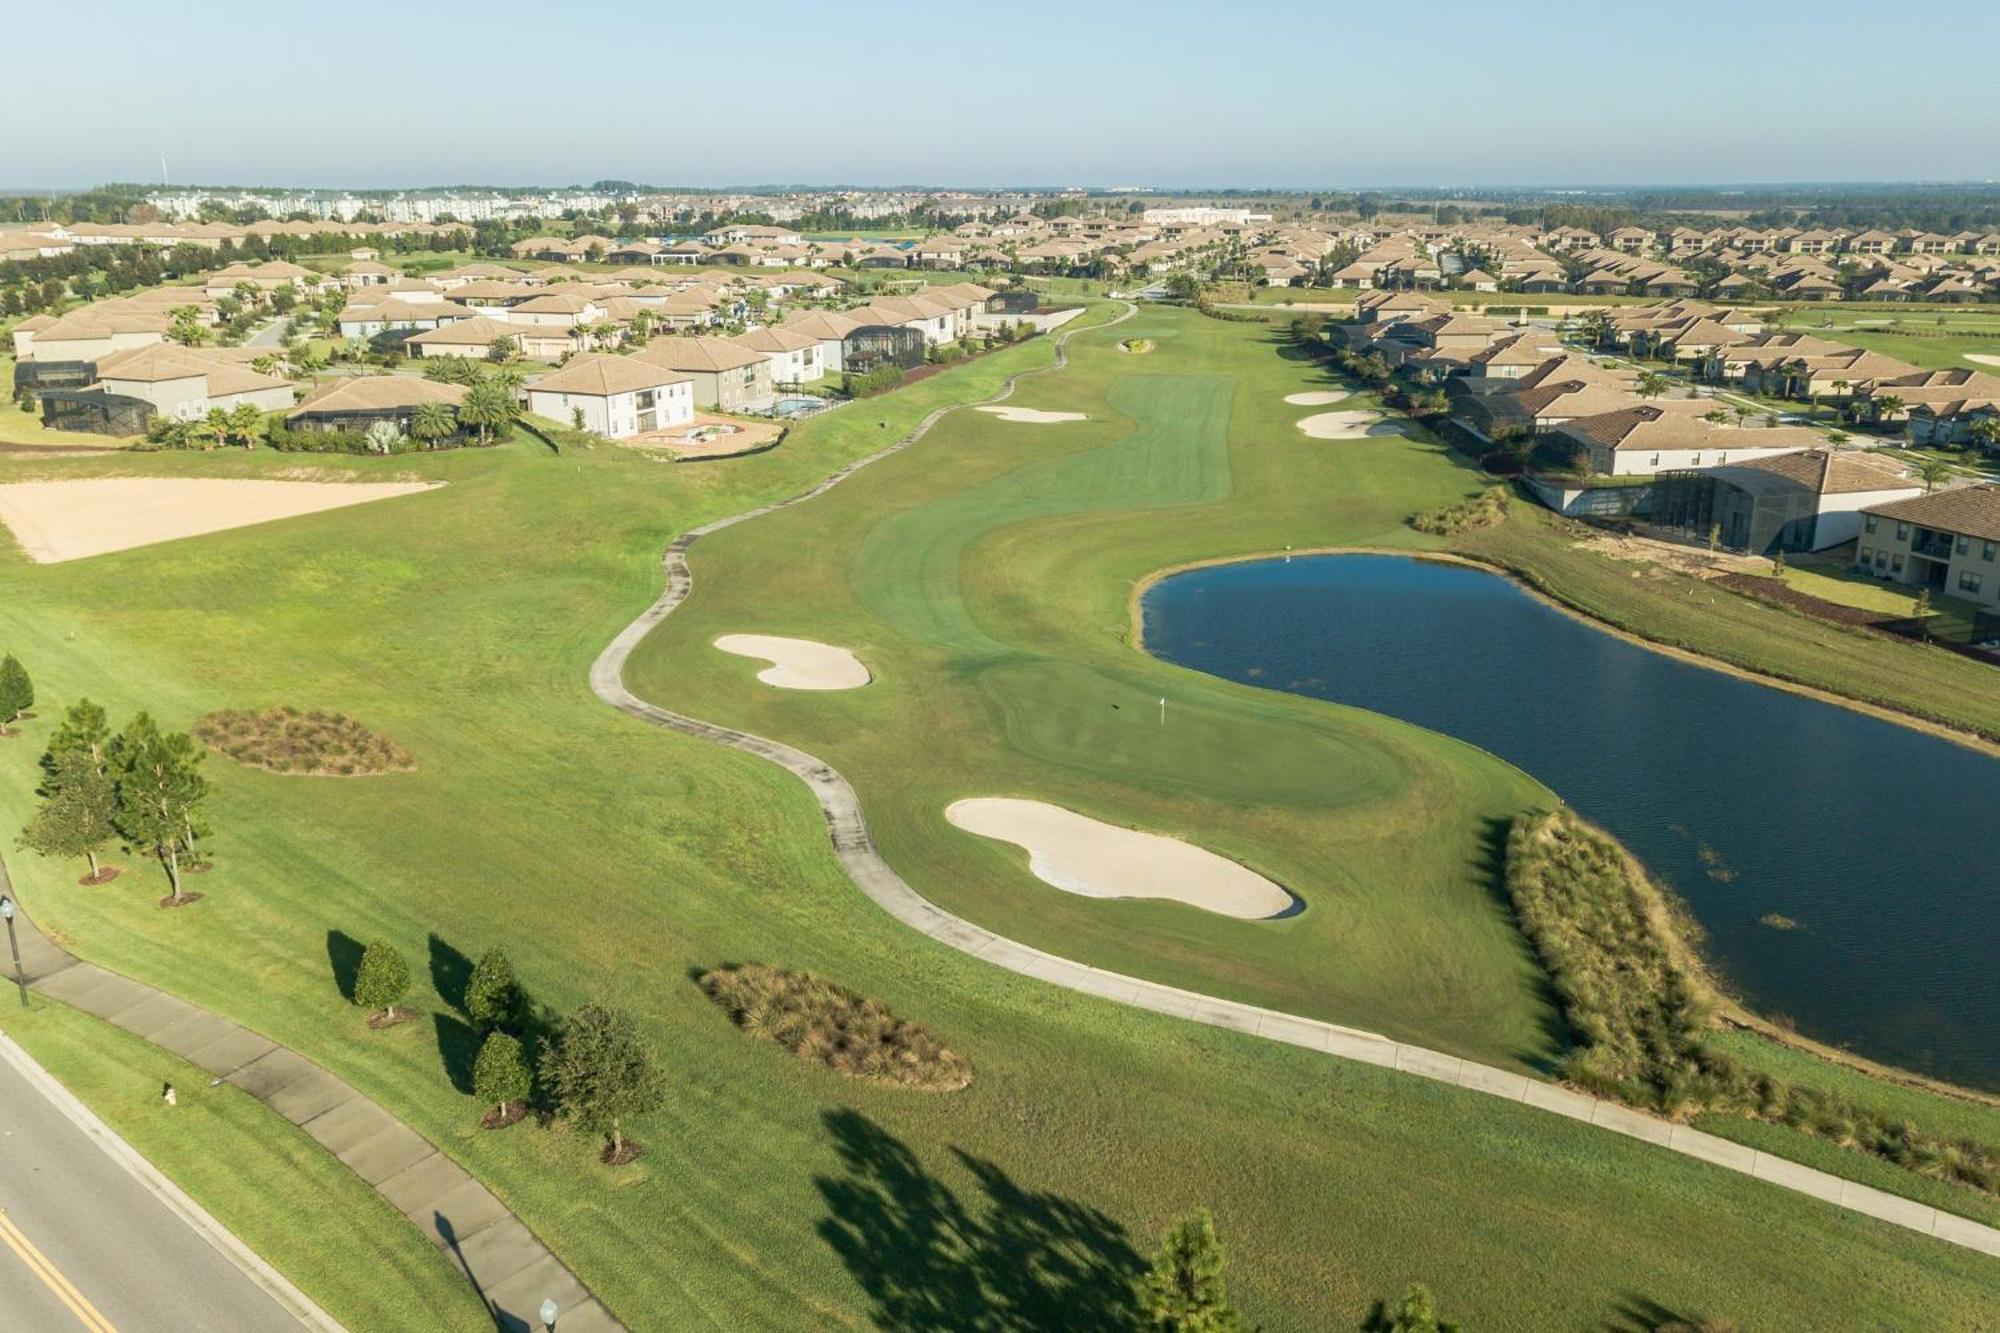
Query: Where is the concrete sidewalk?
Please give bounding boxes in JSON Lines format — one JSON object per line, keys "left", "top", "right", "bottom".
{"left": 0, "top": 853, "right": 622, "bottom": 1332}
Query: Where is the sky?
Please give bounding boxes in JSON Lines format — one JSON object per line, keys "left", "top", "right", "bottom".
{"left": 7, "top": 0, "right": 1999, "bottom": 192}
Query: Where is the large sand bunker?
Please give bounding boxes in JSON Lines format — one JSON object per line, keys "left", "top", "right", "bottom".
{"left": 1965, "top": 353, "right": 2000, "bottom": 368}
{"left": 976, "top": 406, "right": 1088, "bottom": 424}
{"left": 714, "top": 634, "right": 870, "bottom": 690}
{"left": 1296, "top": 410, "right": 1387, "bottom": 439}
{"left": 946, "top": 797, "right": 1297, "bottom": 919}
{"left": 0, "top": 477, "right": 440, "bottom": 564}
{"left": 1284, "top": 390, "right": 1349, "bottom": 406}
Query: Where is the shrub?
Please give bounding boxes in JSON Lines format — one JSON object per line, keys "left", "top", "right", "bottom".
{"left": 699, "top": 964, "right": 971, "bottom": 1091}
{"left": 0, "top": 653, "right": 32, "bottom": 728}
{"left": 539, "top": 1003, "right": 665, "bottom": 1160}
{"left": 193, "top": 706, "right": 414, "bottom": 776}
{"left": 465, "top": 947, "right": 523, "bottom": 1031}
{"left": 1411, "top": 487, "right": 1509, "bottom": 535}
{"left": 472, "top": 1031, "right": 532, "bottom": 1120}
{"left": 353, "top": 941, "right": 411, "bottom": 1021}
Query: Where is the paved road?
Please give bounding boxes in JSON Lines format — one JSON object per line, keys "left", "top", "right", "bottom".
{"left": 589, "top": 302, "right": 2000, "bottom": 1264}
{"left": 0, "top": 1033, "right": 306, "bottom": 1332}
{"left": 246, "top": 318, "right": 288, "bottom": 348}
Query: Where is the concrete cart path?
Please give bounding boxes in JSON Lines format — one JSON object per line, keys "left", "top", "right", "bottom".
{"left": 0, "top": 854, "right": 624, "bottom": 1332}
{"left": 589, "top": 301, "right": 2000, "bottom": 1266}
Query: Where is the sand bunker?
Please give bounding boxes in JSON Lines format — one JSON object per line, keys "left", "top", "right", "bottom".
{"left": 1284, "top": 390, "right": 1349, "bottom": 406}
{"left": 976, "top": 406, "right": 1087, "bottom": 424}
{"left": 1296, "top": 410, "right": 1386, "bottom": 439}
{"left": 946, "top": 797, "right": 1296, "bottom": 919}
{"left": 714, "top": 634, "right": 870, "bottom": 690}
{"left": 0, "top": 478, "right": 440, "bottom": 564}
{"left": 1964, "top": 353, "right": 2000, "bottom": 368}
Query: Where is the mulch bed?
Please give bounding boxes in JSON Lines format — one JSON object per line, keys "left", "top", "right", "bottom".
{"left": 79, "top": 867, "right": 122, "bottom": 887}
{"left": 480, "top": 1101, "right": 528, "bottom": 1130}
{"left": 600, "top": 1139, "right": 644, "bottom": 1166}
{"left": 366, "top": 1008, "right": 416, "bottom": 1030}
{"left": 157, "top": 892, "right": 204, "bottom": 909}
{"left": 1712, "top": 572, "right": 1892, "bottom": 629}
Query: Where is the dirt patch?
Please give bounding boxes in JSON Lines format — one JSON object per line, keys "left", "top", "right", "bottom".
{"left": 194, "top": 707, "right": 416, "bottom": 776}
{"left": 714, "top": 634, "right": 870, "bottom": 690}
{"left": 627, "top": 412, "right": 784, "bottom": 459}
{"left": 480, "top": 1101, "right": 528, "bottom": 1130}
{"left": 946, "top": 797, "right": 1297, "bottom": 919}
{"left": 699, "top": 963, "right": 971, "bottom": 1091}
{"left": 1711, "top": 573, "right": 1892, "bottom": 628}
{"left": 0, "top": 478, "right": 442, "bottom": 563}
{"left": 157, "top": 892, "right": 204, "bottom": 910}
{"left": 79, "top": 867, "right": 122, "bottom": 887}
{"left": 1571, "top": 527, "right": 1769, "bottom": 580}
{"left": 600, "top": 1139, "right": 645, "bottom": 1166}
{"left": 365, "top": 1008, "right": 414, "bottom": 1030}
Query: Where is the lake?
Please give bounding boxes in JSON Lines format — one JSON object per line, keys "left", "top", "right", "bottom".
{"left": 1142, "top": 552, "right": 2000, "bottom": 1090}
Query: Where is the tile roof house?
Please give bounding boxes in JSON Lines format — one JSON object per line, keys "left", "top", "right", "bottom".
{"left": 1549, "top": 403, "right": 1820, "bottom": 476}
{"left": 1856, "top": 485, "right": 2000, "bottom": 608}
{"left": 525, "top": 353, "right": 695, "bottom": 437}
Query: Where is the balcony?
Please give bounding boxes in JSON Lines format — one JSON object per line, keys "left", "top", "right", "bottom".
{"left": 1911, "top": 529, "right": 1956, "bottom": 560}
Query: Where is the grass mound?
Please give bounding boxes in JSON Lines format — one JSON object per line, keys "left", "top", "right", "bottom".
{"left": 698, "top": 964, "right": 971, "bottom": 1091}
{"left": 194, "top": 707, "right": 415, "bottom": 776}
{"left": 1412, "top": 486, "right": 1509, "bottom": 535}
{"left": 1506, "top": 810, "right": 2000, "bottom": 1196}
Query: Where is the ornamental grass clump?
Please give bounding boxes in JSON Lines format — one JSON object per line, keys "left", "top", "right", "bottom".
{"left": 1411, "top": 487, "right": 1509, "bottom": 535}
{"left": 699, "top": 964, "right": 971, "bottom": 1091}
{"left": 194, "top": 707, "right": 414, "bottom": 776}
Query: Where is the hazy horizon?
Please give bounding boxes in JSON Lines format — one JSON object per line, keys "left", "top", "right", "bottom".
{"left": 7, "top": 0, "right": 1998, "bottom": 191}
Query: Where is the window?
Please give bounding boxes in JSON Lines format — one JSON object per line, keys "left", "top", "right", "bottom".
{"left": 1858, "top": 545, "right": 1870, "bottom": 562}
{"left": 1864, "top": 515, "right": 1878, "bottom": 534}
{"left": 1957, "top": 534, "right": 1971, "bottom": 555}
{"left": 1960, "top": 571, "right": 1984, "bottom": 594}
{"left": 1892, "top": 555, "right": 1904, "bottom": 572}
{"left": 1985, "top": 542, "right": 1997, "bottom": 562}
{"left": 1896, "top": 522, "right": 1911, "bottom": 541}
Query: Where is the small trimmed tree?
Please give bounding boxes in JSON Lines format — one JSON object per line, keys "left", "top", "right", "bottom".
{"left": 19, "top": 749, "right": 118, "bottom": 882}
{"left": 1137, "top": 1210, "right": 1251, "bottom": 1332}
{"left": 472, "top": 1031, "right": 531, "bottom": 1122}
{"left": 353, "top": 941, "right": 411, "bottom": 1023}
{"left": 539, "top": 1003, "right": 665, "bottom": 1161}
{"left": 465, "top": 946, "right": 522, "bottom": 1032}
{"left": 0, "top": 654, "right": 32, "bottom": 731}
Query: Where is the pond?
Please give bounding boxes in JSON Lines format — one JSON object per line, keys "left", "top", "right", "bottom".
{"left": 1142, "top": 552, "right": 2000, "bottom": 1090}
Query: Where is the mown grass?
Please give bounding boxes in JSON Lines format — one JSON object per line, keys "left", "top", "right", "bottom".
{"left": 0, "top": 1000, "right": 493, "bottom": 1331}
{"left": 1, "top": 305, "right": 1996, "bottom": 1328}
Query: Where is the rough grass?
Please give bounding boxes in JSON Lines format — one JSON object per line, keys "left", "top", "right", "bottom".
{"left": 194, "top": 706, "right": 415, "bottom": 775}
{"left": 699, "top": 964, "right": 972, "bottom": 1091}
{"left": 1412, "top": 485, "right": 1509, "bottom": 535}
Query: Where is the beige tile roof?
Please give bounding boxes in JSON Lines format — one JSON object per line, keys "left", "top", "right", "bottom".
{"left": 527, "top": 353, "right": 691, "bottom": 396}
{"left": 1863, "top": 484, "right": 2000, "bottom": 542}
{"left": 291, "top": 376, "right": 467, "bottom": 414}
{"left": 1726, "top": 448, "right": 1913, "bottom": 494}
{"left": 629, "top": 335, "right": 765, "bottom": 374}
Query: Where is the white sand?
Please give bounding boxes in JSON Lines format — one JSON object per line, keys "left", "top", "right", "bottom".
{"left": 1295, "top": 410, "right": 1384, "bottom": 439}
{"left": 1964, "top": 353, "right": 2000, "bottom": 367}
{"left": 1284, "top": 390, "right": 1349, "bottom": 406}
{"left": 946, "top": 797, "right": 1296, "bottom": 919}
{"left": 976, "top": 406, "right": 1088, "bottom": 424}
{"left": 714, "top": 634, "right": 870, "bottom": 690}
{"left": 0, "top": 478, "right": 440, "bottom": 564}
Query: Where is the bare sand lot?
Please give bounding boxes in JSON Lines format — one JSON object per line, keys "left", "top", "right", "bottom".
{"left": 0, "top": 477, "right": 441, "bottom": 564}
{"left": 946, "top": 797, "right": 1297, "bottom": 919}
{"left": 714, "top": 634, "right": 871, "bottom": 690}
{"left": 1965, "top": 353, "right": 2000, "bottom": 368}
{"left": 975, "top": 406, "right": 1088, "bottom": 424}
{"left": 1284, "top": 390, "right": 1349, "bottom": 406}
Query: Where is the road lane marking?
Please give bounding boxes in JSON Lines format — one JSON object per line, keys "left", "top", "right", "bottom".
{"left": 0, "top": 1208, "right": 118, "bottom": 1332}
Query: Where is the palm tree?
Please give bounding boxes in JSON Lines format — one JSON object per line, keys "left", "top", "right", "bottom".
{"left": 459, "top": 380, "right": 514, "bottom": 446}
{"left": 1636, "top": 370, "right": 1670, "bottom": 401}
{"left": 199, "top": 407, "right": 231, "bottom": 450}
{"left": 409, "top": 401, "right": 455, "bottom": 450}
{"left": 227, "top": 401, "right": 264, "bottom": 449}
{"left": 1913, "top": 457, "right": 1954, "bottom": 493}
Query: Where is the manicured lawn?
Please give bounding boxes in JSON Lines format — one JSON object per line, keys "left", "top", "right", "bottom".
{"left": 0, "top": 1001, "right": 492, "bottom": 1331}
{"left": 1, "top": 307, "right": 1996, "bottom": 1329}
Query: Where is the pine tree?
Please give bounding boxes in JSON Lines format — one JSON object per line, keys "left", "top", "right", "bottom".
{"left": 19, "top": 749, "right": 118, "bottom": 881}
{"left": 108, "top": 713, "right": 208, "bottom": 904}
{"left": 1136, "top": 1210, "right": 1252, "bottom": 1332}
{"left": 45, "top": 698, "right": 109, "bottom": 769}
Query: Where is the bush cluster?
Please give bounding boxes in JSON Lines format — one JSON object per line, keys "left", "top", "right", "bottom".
{"left": 699, "top": 963, "right": 971, "bottom": 1091}
{"left": 1411, "top": 488, "right": 1509, "bottom": 535}
{"left": 193, "top": 706, "right": 415, "bottom": 776}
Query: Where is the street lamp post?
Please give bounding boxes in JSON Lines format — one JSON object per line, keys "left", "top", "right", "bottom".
{"left": 538, "top": 1298, "right": 558, "bottom": 1332}
{"left": 0, "top": 897, "right": 25, "bottom": 1008}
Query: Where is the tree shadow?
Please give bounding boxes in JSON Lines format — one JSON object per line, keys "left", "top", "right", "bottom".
{"left": 429, "top": 932, "right": 474, "bottom": 1016}
{"left": 326, "top": 930, "right": 365, "bottom": 1004}
{"left": 434, "top": 1011, "right": 481, "bottom": 1096}
{"left": 1607, "top": 1293, "right": 1712, "bottom": 1332}
{"left": 814, "top": 1109, "right": 1143, "bottom": 1332}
